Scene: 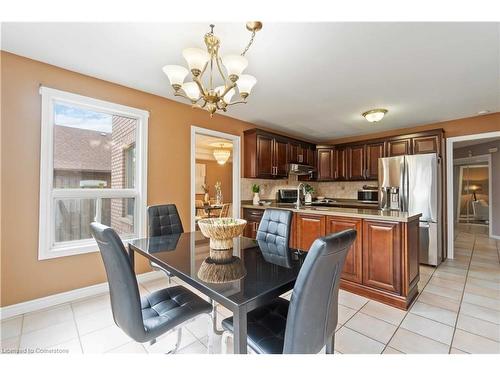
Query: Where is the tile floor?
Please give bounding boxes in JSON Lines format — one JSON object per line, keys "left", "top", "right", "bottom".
{"left": 1, "top": 226, "right": 499, "bottom": 354}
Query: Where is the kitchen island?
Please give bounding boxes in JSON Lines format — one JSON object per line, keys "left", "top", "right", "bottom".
{"left": 242, "top": 202, "right": 421, "bottom": 309}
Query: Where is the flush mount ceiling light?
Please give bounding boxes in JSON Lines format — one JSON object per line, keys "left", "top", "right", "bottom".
{"left": 163, "top": 22, "right": 262, "bottom": 117}
{"left": 362, "top": 108, "right": 388, "bottom": 123}
{"left": 212, "top": 143, "right": 232, "bottom": 165}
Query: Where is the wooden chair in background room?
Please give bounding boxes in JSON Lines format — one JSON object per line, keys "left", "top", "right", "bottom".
{"left": 219, "top": 203, "right": 231, "bottom": 218}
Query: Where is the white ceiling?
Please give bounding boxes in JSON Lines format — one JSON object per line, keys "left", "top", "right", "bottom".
{"left": 2, "top": 22, "right": 499, "bottom": 141}
{"left": 195, "top": 134, "right": 233, "bottom": 161}
{"left": 453, "top": 136, "right": 500, "bottom": 148}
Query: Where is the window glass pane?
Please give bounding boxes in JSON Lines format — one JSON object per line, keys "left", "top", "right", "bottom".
{"left": 55, "top": 198, "right": 135, "bottom": 243}
{"left": 53, "top": 102, "right": 137, "bottom": 189}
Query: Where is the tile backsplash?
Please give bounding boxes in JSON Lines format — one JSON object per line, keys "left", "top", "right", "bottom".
{"left": 241, "top": 177, "right": 377, "bottom": 201}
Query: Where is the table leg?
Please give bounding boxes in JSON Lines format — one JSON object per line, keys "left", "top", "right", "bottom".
{"left": 233, "top": 306, "right": 248, "bottom": 354}
{"left": 128, "top": 244, "right": 135, "bottom": 271}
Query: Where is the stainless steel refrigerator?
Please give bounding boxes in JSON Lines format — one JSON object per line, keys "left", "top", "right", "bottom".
{"left": 378, "top": 154, "right": 442, "bottom": 266}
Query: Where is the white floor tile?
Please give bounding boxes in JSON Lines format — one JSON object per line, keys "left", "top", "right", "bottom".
{"left": 106, "top": 341, "right": 147, "bottom": 353}
{"left": 22, "top": 304, "right": 73, "bottom": 334}
{"left": 460, "top": 302, "right": 500, "bottom": 324}
{"left": 1, "top": 336, "right": 20, "bottom": 352}
{"left": 456, "top": 314, "right": 500, "bottom": 342}
{"left": 80, "top": 324, "right": 132, "bottom": 353}
{"left": 359, "top": 300, "right": 406, "bottom": 326}
{"left": 337, "top": 305, "right": 357, "bottom": 325}
{"left": 145, "top": 328, "right": 197, "bottom": 354}
{"left": 48, "top": 338, "right": 83, "bottom": 354}
{"left": 400, "top": 313, "right": 454, "bottom": 345}
{"left": 177, "top": 340, "right": 208, "bottom": 354}
{"left": 345, "top": 312, "right": 397, "bottom": 344}
{"left": 184, "top": 315, "right": 211, "bottom": 339}
{"left": 335, "top": 327, "right": 385, "bottom": 354}
{"left": 389, "top": 328, "right": 449, "bottom": 354}
{"left": 19, "top": 320, "right": 78, "bottom": 350}
{"left": 410, "top": 301, "right": 457, "bottom": 326}
{"left": 71, "top": 293, "right": 111, "bottom": 318}
{"left": 452, "top": 329, "right": 500, "bottom": 354}
{"left": 74, "top": 307, "right": 115, "bottom": 336}
{"left": 338, "top": 290, "right": 369, "bottom": 310}
{"left": 0, "top": 316, "right": 23, "bottom": 341}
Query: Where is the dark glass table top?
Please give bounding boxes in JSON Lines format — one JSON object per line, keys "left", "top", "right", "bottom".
{"left": 128, "top": 232, "right": 305, "bottom": 310}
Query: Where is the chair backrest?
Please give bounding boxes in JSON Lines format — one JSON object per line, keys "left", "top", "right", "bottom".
{"left": 89, "top": 222, "right": 145, "bottom": 341}
{"left": 256, "top": 209, "right": 293, "bottom": 268}
{"left": 147, "top": 204, "right": 184, "bottom": 237}
{"left": 219, "top": 203, "right": 231, "bottom": 218}
{"left": 283, "top": 229, "right": 356, "bottom": 354}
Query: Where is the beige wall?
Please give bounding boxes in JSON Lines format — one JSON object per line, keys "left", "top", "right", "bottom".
{"left": 195, "top": 160, "right": 233, "bottom": 203}
{"left": 0, "top": 51, "right": 259, "bottom": 307}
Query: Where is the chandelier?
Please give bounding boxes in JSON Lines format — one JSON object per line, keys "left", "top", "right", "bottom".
{"left": 213, "top": 143, "right": 231, "bottom": 165}
{"left": 162, "top": 22, "right": 262, "bottom": 117}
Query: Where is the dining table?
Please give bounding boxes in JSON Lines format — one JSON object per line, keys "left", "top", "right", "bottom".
{"left": 127, "top": 231, "right": 305, "bottom": 354}
{"left": 202, "top": 204, "right": 223, "bottom": 218}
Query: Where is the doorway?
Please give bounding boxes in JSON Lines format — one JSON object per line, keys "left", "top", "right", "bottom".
{"left": 446, "top": 131, "right": 500, "bottom": 258}
{"left": 190, "top": 126, "right": 241, "bottom": 231}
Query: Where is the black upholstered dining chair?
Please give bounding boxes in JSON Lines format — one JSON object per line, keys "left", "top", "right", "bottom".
{"left": 147, "top": 204, "right": 184, "bottom": 282}
{"left": 256, "top": 209, "right": 293, "bottom": 267}
{"left": 90, "top": 222, "right": 212, "bottom": 353}
{"left": 221, "top": 229, "right": 356, "bottom": 354}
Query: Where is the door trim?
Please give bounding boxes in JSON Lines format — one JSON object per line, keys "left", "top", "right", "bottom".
{"left": 190, "top": 126, "right": 241, "bottom": 231}
{"left": 446, "top": 131, "right": 500, "bottom": 258}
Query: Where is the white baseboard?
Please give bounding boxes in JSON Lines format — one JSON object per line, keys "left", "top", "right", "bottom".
{"left": 0, "top": 271, "right": 163, "bottom": 320}
{"left": 490, "top": 234, "right": 500, "bottom": 240}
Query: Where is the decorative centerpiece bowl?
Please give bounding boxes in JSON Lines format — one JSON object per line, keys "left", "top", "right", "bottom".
{"left": 197, "top": 218, "right": 247, "bottom": 283}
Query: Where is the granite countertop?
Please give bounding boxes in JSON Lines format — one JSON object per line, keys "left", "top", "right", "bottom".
{"left": 241, "top": 201, "right": 421, "bottom": 223}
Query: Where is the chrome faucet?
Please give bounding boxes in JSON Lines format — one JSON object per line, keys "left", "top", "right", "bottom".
{"left": 296, "top": 183, "right": 305, "bottom": 208}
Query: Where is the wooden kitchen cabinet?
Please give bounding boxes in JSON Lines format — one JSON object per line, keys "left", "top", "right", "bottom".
{"left": 412, "top": 135, "right": 440, "bottom": 155}
{"left": 362, "top": 220, "right": 401, "bottom": 294}
{"left": 242, "top": 208, "right": 264, "bottom": 239}
{"left": 387, "top": 138, "right": 411, "bottom": 156}
{"left": 244, "top": 129, "right": 315, "bottom": 179}
{"left": 326, "top": 216, "right": 363, "bottom": 283}
{"left": 365, "top": 141, "right": 385, "bottom": 180}
{"left": 334, "top": 147, "right": 347, "bottom": 180}
{"left": 296, "top": 213, "right": 325, "bottom": 251}
{"left": 274, "top": 137, "right": 289, "bottom": 177}
{"left": 316, "top": 148, "right": 335, "bottom": 181}
{"left": 348, "top": 144, "right": 365, "bottom": 180}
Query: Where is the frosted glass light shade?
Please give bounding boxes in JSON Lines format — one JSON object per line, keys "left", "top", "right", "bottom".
{"left": 162, "top": 65, "right": 189, "bottom": 87}
{"left": 182, "top": 48, "right": 210, "bottom": 72}
{"left": 362, "top": 109, "right": 388, "bottom": 123}
{"left": 236, "top": 74, "right": 257, "bottom": 95}
{"left": 182, "top": 82, "right": 201, "bottom": 100}
{"left": 222, "top": 55, "right": 248, "bottom": 78}
{"left": 215, "top": 86, "right": 236, "bottom": 104}
{"left": 213, "top": 148, "right": 231, "bottom": 165}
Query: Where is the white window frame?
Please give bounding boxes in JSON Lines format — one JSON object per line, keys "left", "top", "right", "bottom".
{"left": 38, "top": 87, "right": 148, "bottom": 260}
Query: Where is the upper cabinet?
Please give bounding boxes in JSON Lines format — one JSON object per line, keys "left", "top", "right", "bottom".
{"left": 316, "top": 148, "right": 334, "bottom": 181}
{"left": 365, "top": 141, "right": 385, "bottom": 179}
{"left": 387, "top": 138, "right": 412, "bottom": 156}
{"left": 244, "top": 129, "right": 315, "bottom": 179}
{"left": 244, "top": 128, "right": 443, "bottom": 181}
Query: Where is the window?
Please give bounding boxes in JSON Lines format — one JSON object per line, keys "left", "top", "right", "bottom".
{"left": 39, "top": 87, "right": 148, "bottom": 259}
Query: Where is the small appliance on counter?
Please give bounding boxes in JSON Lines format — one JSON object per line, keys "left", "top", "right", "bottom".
{"left": 277, "top": 189, "right": 301, "bottom": 204}
{"left": 357, "top": 185, "right": 379, "bottom": 203}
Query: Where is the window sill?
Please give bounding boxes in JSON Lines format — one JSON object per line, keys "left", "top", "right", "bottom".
{"left": 39, "top": 236, "right": 137, "bottom": 260}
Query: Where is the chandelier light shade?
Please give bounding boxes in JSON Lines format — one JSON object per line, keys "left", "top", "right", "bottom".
{"left": 362, "top": 108, "right": 388, "bottom": 123}
{"left": 182, "top": 82, "right": 201, "bottom": 100}
{"left": 182, "top": 48, "right": 210, "bottom": 73}
{"left": 213, "top": 146, "right": 231, "bottom": 165}
{"left": 236, "top": 74, "right": 257, "bottom": 97}
{"left": 162, "top": 22, "right": 262, "bottom": 117}
{"left": 162, "top": 65, "right": 189, "bottom": 89}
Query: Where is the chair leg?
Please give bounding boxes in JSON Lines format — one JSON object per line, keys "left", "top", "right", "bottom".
{"left": 325, "top": 334, "right": 335, "bottom": 354}
{"left": 221, "top": 331, "right": 231, "bottom": 354}
{"left": 208, "top": 298, "right": 224, "bottom": 336}
{"left": 165, "top": 328, "right": 182, "bottom": 354}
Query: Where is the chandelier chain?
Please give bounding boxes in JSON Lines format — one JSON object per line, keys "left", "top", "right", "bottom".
{"left": 241, "top": 30, "right": 256, "bottom": 57}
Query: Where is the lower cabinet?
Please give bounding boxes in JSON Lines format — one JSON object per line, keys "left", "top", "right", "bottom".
{"left": 326, "top": 216, "right": 363, "bottom": 284}
{"left": 295, "top": 213, "right": 325, "bottom": 251}
{"left": 242, "top": 208, "right": 264, "bottom": 239}
{"left": 362, "top": 220, "right": 401, "bottom": 294}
